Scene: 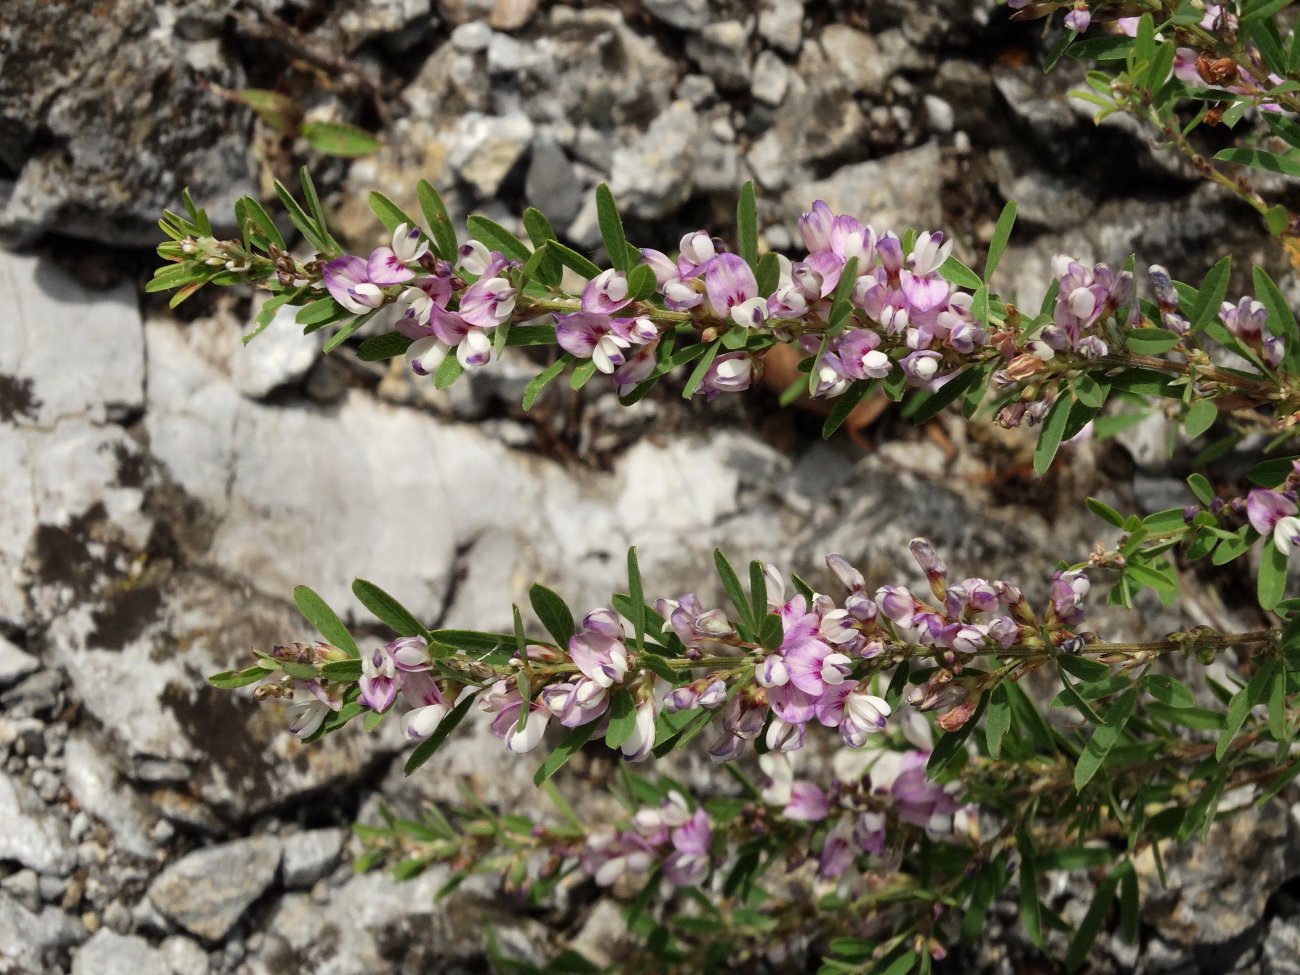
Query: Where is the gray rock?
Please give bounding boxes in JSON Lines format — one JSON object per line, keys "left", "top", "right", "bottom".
{"left": 232, "top": 298, "right": 323, "bottom": 399}
{"left": 643, "top": 0, "right": 710, "bottom": 30}
{"left": 989, "top": 146, "right": 1096, "bottom": 230}
{"left": 62, "top": 735, "right": 158, "bottom": 859}
{"left": 281, "top": 828, "right": 346, "bottom": 889}
{"left": 923, "top": 94, "right": 955, "bottom": 135}
{"left": 525, "top": 139, "right": 585, "bottom": 228}
{"left": 160, "top": 935, "right": 211, "bottom": 975}
{"left": 609, "top": 101, "right": 700, "bottom": 220}
{"left": 1263, "top": 915, "right": 1300, "bottom": 975}
{"left": 449, "top": 112, "right": 535, "bottom": 198}
{"left": 72, "top": 928, "right": 171, "bottom": 975}
{"left": 331, "top": 0, "right": 433, "bottom": 51}
{"left": 758, "top": 0, "right": 804, "bottom": 54}
{"left": 751, "top": 50, "right": 790, "bottom": 106}
{"left": 0, "top": 0, "right": 254, "bottom": 246}
{"left": 1, "top": 868, "right": 40, "bottom": 912}
{"left": 1137, "top": 800, "right": 1300, "bottom": 945}
{"left": 0, "top": 633, "right": 38, "bottom": 688}
{"left": 783, "top": 143, "right": 945, "bottom": 236}
{"left": 685, "top": 20, "right": 752, "bottom": 90}
{"left": 0, "top": 890, "right": 86, "bottom": 973}
{"left": 145, "top": 836, "right": 281, "bottom": 942}
{"left": 450, "top": 20, "right": 493, "bottom": 52}
{"left": 0, "top": 773, "right": 75, "bottom": 875}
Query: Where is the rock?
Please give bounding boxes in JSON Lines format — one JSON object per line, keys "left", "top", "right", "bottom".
{"left": 1136, "top": 800, "right": 1300, "bottom": 945}
{"left": 0, "top": 773, "right": 75, "bottom": 875}
{"left": 0, "top": 891, "right": 86, "bottom": 973}
{"left": 72, "top": 928, "right": 171, "bottom": 975}
{"left": 524, "top": 139, "right": 585, "bottom": 228}
{"left": 450, "top": 20, "right": 493, "bottom": 52}
{"left": 145, "top": 836, "right": 281, "bottom": 942}
{"left": 1, "top": 868, "right": 40, "bottom": 912}
{"left": 0, "top": 0, "right": 254, "bottom": 246}
{"left": 62, "top": 735, "right": 158, "bottom": 859}
{"left": 437, "top": 0, "right": 538, "bottom": 29}
{"left": 232, "top": 299, "right": 323, "bottom": 399}
{"left": 751, "top": 50, "right": 790, "bottom": 106}
{"left": 817, "top": 25, "right": 887, "bottom": 96}
{"left": 783, "top": 143, "right": 945, "bottom": 236}
{"left": 160, "top": 935, "right": 210, "bottom": 975}
{"left": 923, "top": 94, "right": 955, "bottom": 135}
{"left": 608, "top": 100, "right": 700, "bottom": 220}
{"left": 449, "top": 112, "right": 535, "bottom": 198}
{"left": 281, "top": 828, "right": 346, "bottom": 889}
{"left": 330, "top": 0, "right": 434, "bottom": 51}
{"left": 643, "top": 0, "right": 710, "bottom": 30}
{"left": 685, "top": 20, "right": 752, "bottom": 90}
{"left": 989, "top": 146, "right": 1095, "bottom": 230}
{"left": 1263, "top": 915, "right": 1300, "bottom": 975}
{"left": 0, "top": 633, "right": 38, "bottom": 688}
{"left": 758, "top": 0, "right": 803, "bottom": 54}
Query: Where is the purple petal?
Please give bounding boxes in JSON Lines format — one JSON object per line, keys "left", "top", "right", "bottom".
{"left": 1247, "top": 489, "right": 1296, "bottom": 535}
{"left": 322, "top": 256, "right": 369, "bottom": 306}
{"left": 704, "top": 254, "right": 758, "bottom": 318}
{"left": 555, "top": 312, "right": 609, "bottom": 358}
{"left": 367, "top": 247, "right": 415, "bottom": 285}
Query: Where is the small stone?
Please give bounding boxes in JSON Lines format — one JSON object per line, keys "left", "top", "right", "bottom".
{"left": 160, "top": 935, "right": 210, "bottom": 975}
{"left": 0, "top": 773, "right": 75, "bottom": 875}
{"left": 1, "top": 869, "right": 40, "bottom": 912}
{"left": 146, "top": 836, "right": 281, "bottom": 942}
{"left": 0, "top": 669, "right": 62, "bottom": 717}
{"left": 609, "top": 101, "right": 699, "bottom": 220}
{"left": 674, "top": 73, "right": 717, "bottom": 108}
{"left": 282, "top": 828, "right": 346, "bottom": 889}
{"left": 72, "top": 928, "right": 171, "bottom": 975}
{"left": 63, "top": 735, "right": 157, "bottom": 859}
{"left": 643, "top": 0, "right": 710, "bottom": 30}
{"left": 39, "top": 874, "right": 67, "bottom": 903}
{"left": 751, "top": 50, "right": 789, "bottom": 106}
{"left": 0, "top": 891, "right": 86, "bottom": 972}
{"left": 103, "top": 899, "right": 133, "bottom": 934}
{"left": 524, "top": 140, "right": 584, "bottom": 228}
{"left": 450, "top": 20, "right": 493, "bottom": 51}
{"left": 82, "top": 910, "right": 100, "bottom": 934}
{"left": 923, "top": 95, "right": 955, "bottom": 135}
{"left": 686, "top": 20, "right": 752, "bottom": 90}
{"left": 449, "top": 112, "right": 534, "bottom": 197}
{"left": 0, "top": 635, "right": 38, "bottom": 689}
{"left": 758, "top": 0, "right": 803, "bottom": 54}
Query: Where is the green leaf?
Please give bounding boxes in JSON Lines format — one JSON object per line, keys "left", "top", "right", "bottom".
{"left": 293, "top": 585, "right": 359, "bottom": 657}
{"left": 236, "top": 196, "right": 286, "bottom": 251}
{"left": 297, "top": 167, "right": 340, "bottom": 256}
{"left": 757, "top": 251, "right": 781, "bottom": 295}
{"left": 1075, "top": 688, "right": 1136, "bottom": 791}
{"left": 1085, "top": 497, "right": 1126, "bottom": 528}
{"left": 748, "top": 560, "right": 768, "bottom": 629}
{"left": 627, "top": 547, "right": 647, "bottom": 653}
{"left": 301, "top": 120, "right": 380, "bottom": 158}
{"left": 985, "top": 201, "right": 1017, "bottom": 282}
{"left": 737, "top": 181, "right": 758, "bottom": 272}
{"left": 940, "top": 255, "right": 983, "bottom": 290}
{"left": 548, "top": 240, "right": 602, "bottom": 280}
{"left": 569, "top": 358, "right": 597, "bottom": 391}
{"left": 985, "top": 684, "right": 1011, "bottom": 760}
{"left": 1253, "top": 265, "right": 1299, "bottom": 364}
{"left": 233, "top": 88, "right": 303, "bottom": 132}
{"left": 1043, "top": 28, "right": 1078, "bottom": 72}
{"left": 416, "top": 180, "right": 457, "bottom": 262}
{"left": 1190, "top": 257, "right": 1231, "bottom": 332}
{"left": 1184, "top": 399, "right": 1218, "bottom": 438}
{"left": 827, "top": 256, "right": 860, "bottom": 335}
{"left": 1243, "top": 0, "right": 1294, "bottom": 21}
{"left": 1017, "top": 832, "right": 1043, "bottom": 949}
{"left": 353, "top": 579, "right": 427, "bottom": 637}
{"left": 1214, "top": 147, "right": 1300, "bottom": 178}
{"left": 1033, "top": 391, "right": 1075, "bottom": 476}
{"left": 714, "top": 549, "right": 755, "bottom": 636}
{"left": 522, "top": 355, "right": 572, "bottom": 411}
{"left": 368, "top": 191, "right": 417, "bottom": 233}
{"left": 296, "top": 297, "right": 347, "bottom": 326}
{"left": 627, "top": 262, "right": 656, "bottom": 300}
{"left": 404, "top": 693, "right": 477, "bottom": 774}
{"left": 681, "top": 340, "right": 722, "bottom": 399}
{"left": 905, "top": 367, "right": 983, "bottom": 424}
{"left": 1065, "top": 872, "right": 1119, "bottom": 972}
{"left": 604, "top": 689, "right": 638, "bottom": 750}
{"left": 1247, "top": 454, "right": 1300, "bottom": 487}
{"left": 465, "top": 215, "right": 530, "bottom": 263}
{"left": 1145, "top": 702, "right": 1225, "bottom": 730}
{"left": 529, "top": 584, "right": 575, "bottom": 648}
{"left": 357, "top": 332, "right": 413, "bottom": 362}
{"left": 1124, "top": 328, "right": 1182, "bottom": 355}
{"left": 208, "top": 665, "right": 275, "bottom": 689}
{"left": 1066, "top": 35, "right": 1136, "bottom": 60}
{"left": 1187, "top": 473, "right": 1214, "bottom": 506}
{"left": 433, "top": 350, "right": 464, "bottom": 389}
{"left": 1259, "top": 540, "right": 1289, "bottom": 611}
{"left": 274, "top": 179, "right": 331, "bottom": 255}
{"left": 822, "top": 380, "right": 874, "bottom": 437}
{"left": 595, "top": 184, "right": 632, "bottom": 272}
{"left": 534, "top": 722, "right": 597, "bottom": 785}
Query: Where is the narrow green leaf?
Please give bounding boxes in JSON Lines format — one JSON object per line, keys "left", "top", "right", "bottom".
{"left": 1018, "top": 832, "right": 1043, "bottom": 948}
{"left": 293, "top": 585, "right": 359, "bottom": 657}
{"left": 985, "top": 201, "right": 1017, "bottom": 282}
{"left": 714, "top": 549, "right": 754, "bottom": 635}
{"left": 756, "top": 251, "right": 781, "bottom": 295}
{"left": 405, "top": 693, "right": 477, "bottom": 774}
{"left": 548, "top": 240, "right": 602, "bottom": 280}
{"left": 737, "top": 181, "right": 758, "bottom": 272}
{"left": 522, "top": 355, "right": 572, "bottom": 411}
{"left": 433, "top": 349, "right": 464, "bottom": 389}
{"left": 1215, "top": 147, "right": 1300, "bottom": 178}
{"left": 237, "top": 196, "right": 286, "bottom": 250}
{"left": 1065, "top": 873, "right": 1119, "bottom": 972}
{"left": 465, "top": 215, "right": 530, "bottom": 263}
{"left": 302, "top": 120, "right": 380, "bottom": 158}
{"left": 529, "top": 584, "right": 575, "bottom": 648}
{"left": 522, "top": 207, "right": 557, "bottom": 246}
{"left": 208, "top": 666, "right": 275, "bottom": 689}
{"left": 627, "top": 547, "right": 646, "bottom": 652}
{"left": 416, "top": 180, "right": 457, "bottom": 262}
{"left": 297, "top": 167, "right": 341, "bottom": 256}
{"left": 368, "top": 191, "right": 417, "bottom": 233}
{"left": 353, "top": 579, "right": 427, "bottom": 637}
{"left": 569, "top": 359, "right": 597, "bottom": 390}
{"left": 1217, "top": 683, "right": 1253, "bottom": 760}
{"left": 1124, "top": 328, "right": 1182, "bottom": 355}
{"left": 534, "top": 722, "right": 597, "bottom": 785}
{"left": 356, "top": 332, "right": 412, "bottom": 362}
{"left": 1253, "top": 265, "right": 1299, "bottom": 362}
{"left": 595, "top": 184, "right": 632, "bottom": 271}
{"left": 1033, "top": 391, "right": 1075, "bottom": 476}
{"left": 605, "top": 689, "right": 638, "bottom": 750}
{"left": 1190, "top": 257, "right": 1231, "bottom": 332}
{"left": 822, "top": 380, "right": 874, "bottom": 437}
{"left": 681, "top": 340, "right": 722, "bottom": 399}
{"left": 985, "top": 684, "right": 1011, "bottom": 760}
{"left": 1075, "top": 688, "right": 1136, "bottom": 791}
{"left": 940, "top": 255, "right": 983, "bottom": 290}
{"left": 1184, "top": 400, "right": 1218, "bottom": 438}
{"left": 1085, "top": 497, "right": 1126, "bottom": 528}
{"left": 1043, "top": 28, "right": 1077, "bottom": 73}
{"left": 1259, "top": 540, "right": 1289, "bottom": 611}
{"left": 274, "top": 179, "right": 330, "bottom": 255}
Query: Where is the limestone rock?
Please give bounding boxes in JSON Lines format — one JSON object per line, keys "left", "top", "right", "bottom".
{"left": 282, "top": 828, "right": 346, "bottom": 889}
{"left": 0, "top": 633, "right": 38, "bottom": 688}
{"left": 783, "top": 143, "right": 945, "bottom": 236}
{"left": 0, "top": 773, "right": 75, "bottom": 875}
{"left": 609, "top": 101, "right": 700, "bottom": 220}
{"left": 71, "top": 928, "right": 171, "bottom": 975}
{"left": 145, "top": 836, "right": 282, "bottom": 942}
